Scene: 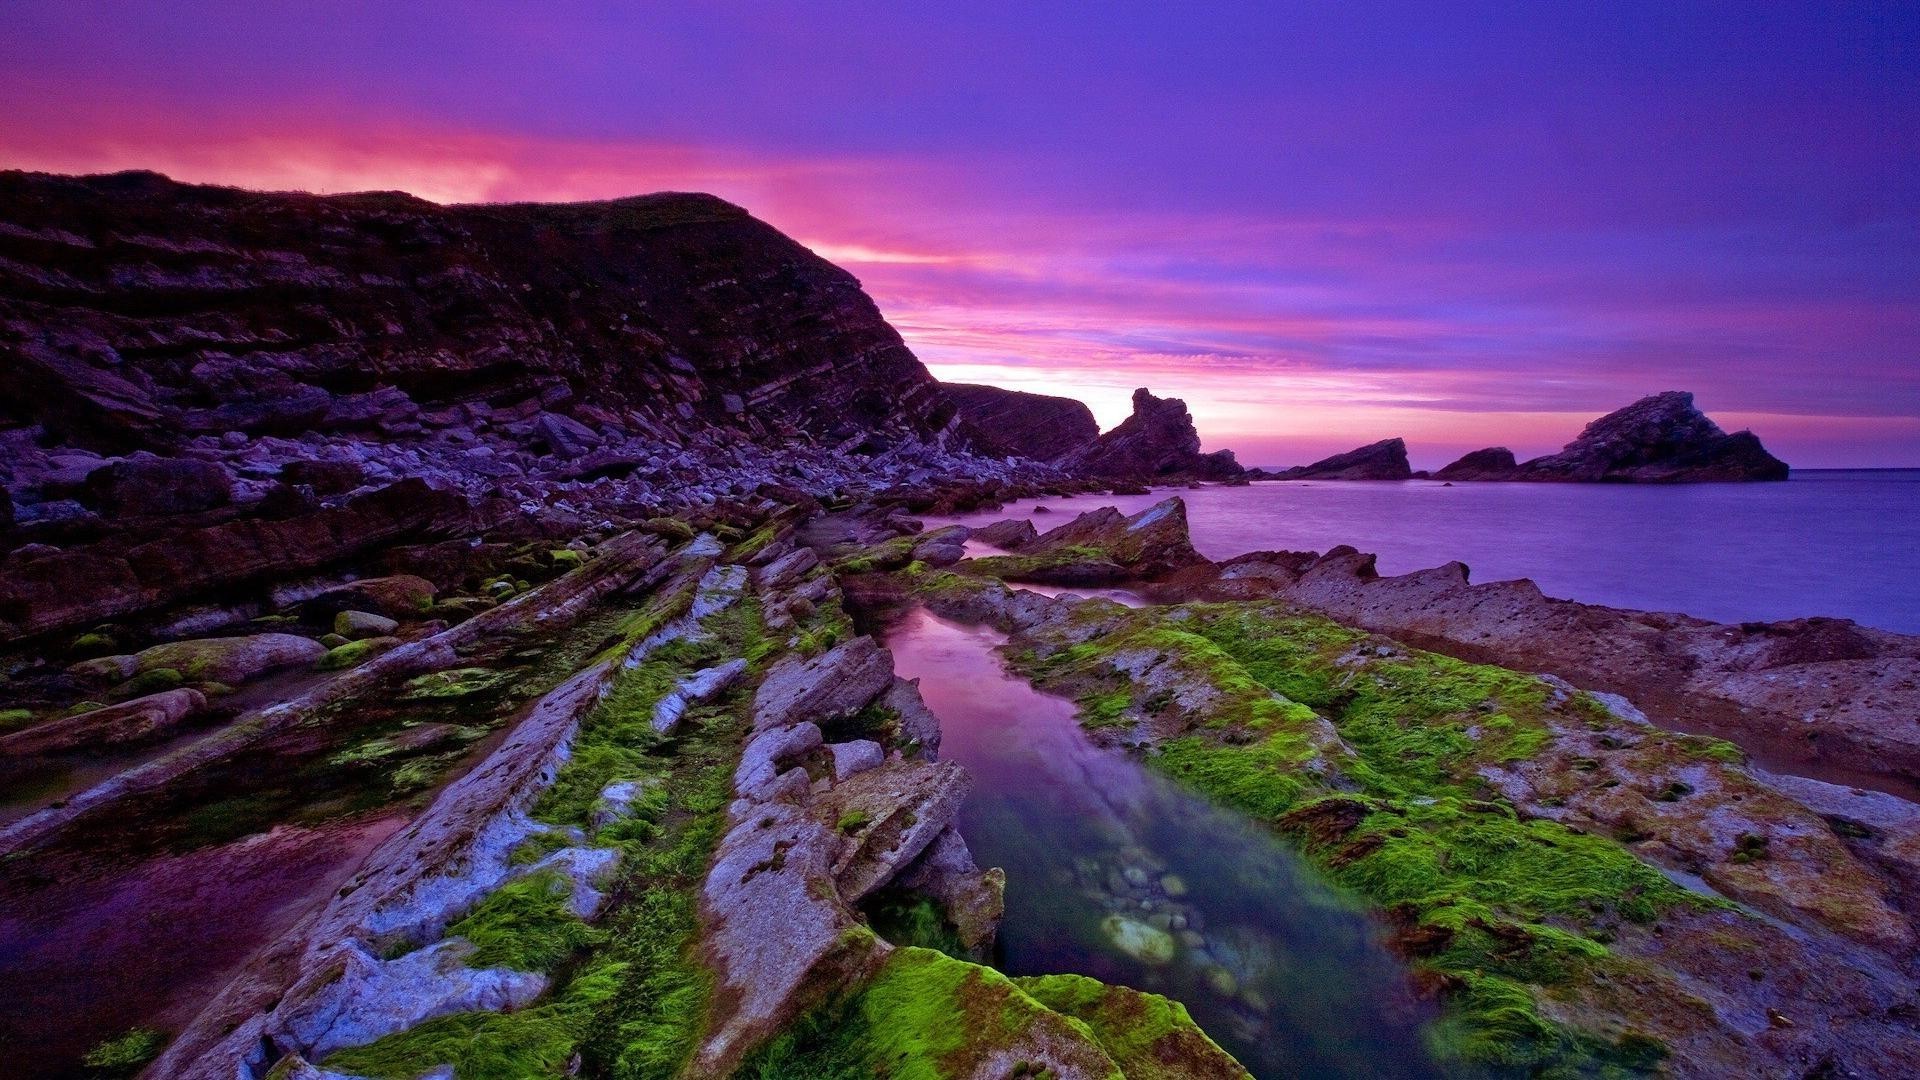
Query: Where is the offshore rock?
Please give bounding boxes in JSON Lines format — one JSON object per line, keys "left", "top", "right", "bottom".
{"left": 1491, "top": 391, "right": 1787, "bottom": 482}
{"left": 1274, "top": 437, "right": 1412, "bottom": 481}
{"left": 1433, "top": 446, "right": 1518, "bottom": 481}
{"left": 1065, "top": 388, "right": 1242, "bottom": 481}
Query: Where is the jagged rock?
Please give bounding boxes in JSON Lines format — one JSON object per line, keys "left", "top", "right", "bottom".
{"left": 1275, "top": 438, "right": 1412, "bottom": 481}
{"left": 978, "top": 496, "right": 1208, "bottom": 583}
{"left": 735, "top": 722, "right": 824, "bottom": 802}
{"left": 1065, "top": 388, "right": 1243, "bottom": 480}
{"left": 883, "top": 678, "right": 943, "bottom": 761}
{"left": 1510, "top": 391, "right": 1788, "bottom": 482}
{"left": 817, "top": 759, "right": 972, "bottom": 904}
{"left": 751, "top": 637, "right": 894, "bottom": 732}
{"left": 133, "top": 632, "right": 326, "bottom": 685}
{"left": 0, "top": 687, "right": 206, "bottom": 756}
{"left": 695, "top": 799, "right": 883, "bottom": 1076}
{"left": 275, "top": 938, "right": 547, "bottom": 1063}
{"left": 80, "top": 455, "right": 235, "bottom": 516}
{"left": 1433, "top": 446, "right": 1518, "bottom": 480}
{"left": 893, "top": 828, "right": 1006, "bottom": 951}
{"left": 972, "top": 517, "right": 1038, "bottom": 551}
{"left": 650, "top": 658, "right": 749, "bottom": 734}
{"left": 944, "top": 383, "right": 1100, "bottom": 463}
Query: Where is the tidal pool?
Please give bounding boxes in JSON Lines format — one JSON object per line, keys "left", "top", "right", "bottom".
{"left": 884, "top": 605, "right": 1441, "bottom": 1079}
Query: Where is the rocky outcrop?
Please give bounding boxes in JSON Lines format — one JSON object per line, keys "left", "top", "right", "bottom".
{"left": 1457, "top": 392, "right": 1789, "bottom": 482}
{"left": 1064, "top": 388, "right": 1242, "bottom": 481}
{"left": 943, "top": 383, "right": 1099, "bottom": 464}
{"left": 0, "top": 687, "right": 206, "bottom": 756}
{"left": 966, "top": 496, "right": 1210, "bottom": 584}
{"left": 1432, "top": 446, "right": 1517, "bottom": 481}
{"left": 1272, "top": 437, "right": 1411, "bottom": 481}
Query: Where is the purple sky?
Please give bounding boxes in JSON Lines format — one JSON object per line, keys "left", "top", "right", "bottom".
{"left": 3, "top": 2, "right": 1915, "bottom": 467}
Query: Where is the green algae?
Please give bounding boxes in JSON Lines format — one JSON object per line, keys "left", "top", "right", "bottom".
{"left": 1014, "top": 973, "right": 1252, "bottom": 1080}
{"left": 448, "top": 868, "right": 603, "bottom": 973}
{"left": 402, "top": 666, "right": 515, "bottom": 699}
{"left": 953, "top": 593, "right": 1705, "bottom": 1075}
{"left": 81, "top": 1027, "right": 165, "bottom": 1075}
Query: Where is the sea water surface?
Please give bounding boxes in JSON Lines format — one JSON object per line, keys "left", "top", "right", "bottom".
{"left": 923, "top": 470, "right": 1920, "bottom": 634}
{"left": 885, "top": 606, "right": 1440, "bottom": 1079}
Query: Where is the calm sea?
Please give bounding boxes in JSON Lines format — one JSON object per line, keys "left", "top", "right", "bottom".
{"left": 922, "top": 469, "right": 1920, "bottom": 635}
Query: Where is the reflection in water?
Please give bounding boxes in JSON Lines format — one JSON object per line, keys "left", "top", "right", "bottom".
{"left": 886, "top": 606, "right": 1440, "bottom": 1079}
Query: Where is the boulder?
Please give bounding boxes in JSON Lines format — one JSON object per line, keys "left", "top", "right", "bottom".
{"left": 82, "top": 456, "right": 234, "bottom": 515}
{"left": 816, "top": 759, "right": 972, "bottom": 903}
{"left": 334, "top": 610, "right": 400, "bottom": 639}
{"left": 307, "top": 575, "right": 437, "bottom": 620}
{"left": 995, "top": 495, "right": 1208, "bottom": 581}
{"left": 909, "top": 525, "right": 969, "bottom": 567}
{"left": 971, "top": 518, "right": 1038, "bottom": 551}
{"left": 827, "top": 739, "right": 886, "bottom": 781}
{"left": 133, "top": 632, "right": 326, "bottom": 685}
{"left": 1275, "top": 438, "right": 1412, "bottom": 481}
{"left": 0, "top": 688, "right": 206, "bottom": 755}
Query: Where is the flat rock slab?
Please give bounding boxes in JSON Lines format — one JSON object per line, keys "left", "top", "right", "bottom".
{"left": 815, "top": 759, "right": 971, "bottom": 903}
{"left": 751, "top": 636, "right": 894, "bottom": 732}
{"left": 0, "top": 687, "right": 206, "bottom": 756}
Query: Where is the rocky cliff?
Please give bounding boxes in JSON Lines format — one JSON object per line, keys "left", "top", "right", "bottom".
{"left": 0, "top": 170, "right": 1052, "bottom": 641}
{"left": 942, "top": 383, "right": 1099, "bottom": 463}
{"left": 1272, "top": 437, "right": 1412, "bottom": 481}
{"left": 1065, "top": 387, "right": 1241, "bottom": 480}
{"left": 1441, "top": 391, "right": 1789, "bottom": 482}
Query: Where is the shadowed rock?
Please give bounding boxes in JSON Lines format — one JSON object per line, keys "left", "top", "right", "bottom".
{"left": 1065, "top": 388, "right": 1243, "bottom": 481}
{"left": 944, "top": 383, "right": 1100, "bottom": 463}
{"left": 1275, "top": 438, "right": 1412, "bottom": 481}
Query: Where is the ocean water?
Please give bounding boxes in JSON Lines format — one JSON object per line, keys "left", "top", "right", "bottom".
{"left": 922, "top": 470, "right": 1920, "bottom": 634}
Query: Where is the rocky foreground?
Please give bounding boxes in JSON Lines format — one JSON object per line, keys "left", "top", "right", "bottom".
{"left": 0, "top": 171, "right": 1905, "bottom": 1079}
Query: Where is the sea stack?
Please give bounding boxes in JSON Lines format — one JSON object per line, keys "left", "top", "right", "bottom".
{"left": 1439, "top": 391, "right": 1789, "bottom": 483}
{"left": 1274, "top": 437, "right": 1412, "bottom": 481}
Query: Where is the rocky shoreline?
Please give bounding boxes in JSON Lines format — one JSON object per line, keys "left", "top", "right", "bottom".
{"left": 0, "top": 170, "right": 1909, "bottom": 1078}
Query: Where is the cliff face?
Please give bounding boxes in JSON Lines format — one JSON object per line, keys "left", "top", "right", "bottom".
{"left": 0, "top": 170, "right": 957, "bottom": 452}
{"left": 1441, "top": 392, "right": 1789, "bottom": 482}
{"left": 1065, "top": 388, "right": 1241, "bottom": 480}
{"left": 942, "top": 383, "right": 1099, "bottom": 463}
{"left": 1273, "top": 438, "right": 1411, "bottom": 481}
{"left": 0, "top": 171, "right": 1047, "bottom": 640}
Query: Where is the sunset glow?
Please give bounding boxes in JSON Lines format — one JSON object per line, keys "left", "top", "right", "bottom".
{"left": 5, "top": 1, "right": 1913, "bottom": 467}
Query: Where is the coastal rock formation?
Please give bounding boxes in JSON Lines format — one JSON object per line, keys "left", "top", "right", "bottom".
{"left": 1431, "top": 446, "right": 1517, "bottom": 481}
{"left": 1452, "top": 392, "right": 1790, "bottom": 482}
{"left": 966, "top": 496, "right": 1210, "bottom": 584}
{"left": 1065, "top": 388, "right": 1242, "bottom": 481}
{"left": 942, "top": 383, "right": 1100, "bottom": 463}
{"left": 1273, "top": 437, "right": 1412, "bottom": 481}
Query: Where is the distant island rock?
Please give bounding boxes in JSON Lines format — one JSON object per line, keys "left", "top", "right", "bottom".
{"left": 1442, "top": 391, "right": 1789, "bottom": 483}
{"left": 1272, "top": 437, "right": 1411, "bottom": 481}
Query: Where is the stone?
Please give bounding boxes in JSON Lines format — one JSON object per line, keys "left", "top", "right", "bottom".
{"left": 827, "top": 739, "right": 886, "bottom": 781}
{"left": 817, "top": 760, "right": 971, "bottom": 903}
{"left": 1101, "top": 915, "right": 1177, "bottom": 963}
{"left": 1433, "top": 446, "right": 1518, "bottom": 481}
{"left": 307, "top": 575, "right": 437, "bottom": 620}
{"left": 82, "top": 456, "right": 234, "bottom": 516}
{"left": 280, "top": 459, "right": 367, "bottom": 495}
{"left": 971, "top": 518, "right": 1038, "bottom": 551}
{"left": 133, "top": 632, "right": 327, "bottom": 685}
{"left": 893, "top": 828, "right": 1006, "bottom": 952}
{"left": 883, "top": 678, "right": 943, "bottom": 760}
{"left": 0, "top": 688, "right": 206, "bottom": 756}
{"left": 335, "top": 610, "right": 400, "bottom": 639}
{"left": 734, "top": 722, "right": 824, "bottom": 802}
